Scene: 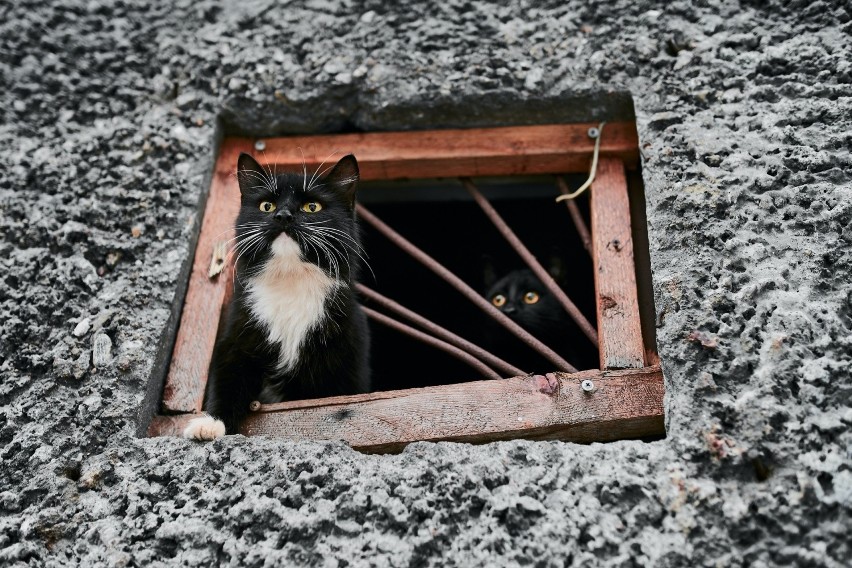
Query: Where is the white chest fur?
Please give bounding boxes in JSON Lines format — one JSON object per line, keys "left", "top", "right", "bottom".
{"left": 245, "top": 235, "right": 337, "bottom": 373}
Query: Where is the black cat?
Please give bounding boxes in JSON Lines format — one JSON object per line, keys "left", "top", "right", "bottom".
{"left": 184, "top": 153, "right": 370, "bottom": 440}
{"left": 484, "top": 266, "right": 595, "bottom": 374}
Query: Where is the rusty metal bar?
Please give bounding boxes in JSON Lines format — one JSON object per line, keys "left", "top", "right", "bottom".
{"left": 357, "top": 205, "right": 577, "bottom": 373}
{"left": 460, "top": 177, "right": 599, "bottom": 346}
{"left": 361, "top": 306, "right": 503, "bottom": 380}
{"left": 357, "top": 284, "right": 526, "bottom": 377}
{"left": 556, "top": 176, "right": 592, "bottom": 256}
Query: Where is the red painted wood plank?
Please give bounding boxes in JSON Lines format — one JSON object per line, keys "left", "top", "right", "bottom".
{"left": 149, "top": 366, "right": 665, "bottom": 452}
{"left": 161, "top": 141, "right": 251, "bottom": 413}
{"left": 249, "top": 122, "right": 639, "bottom": 180}
{"left": 590, "top": 158, "right": 646, "bottom": 369}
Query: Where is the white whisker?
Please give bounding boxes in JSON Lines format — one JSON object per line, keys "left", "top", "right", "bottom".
{"left": 307, "top": 149, "right": 342, "bottom": 192}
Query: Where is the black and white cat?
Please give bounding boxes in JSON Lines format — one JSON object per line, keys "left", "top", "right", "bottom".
{"left": 184, "top": 153, "right": 370, "bottom": 440}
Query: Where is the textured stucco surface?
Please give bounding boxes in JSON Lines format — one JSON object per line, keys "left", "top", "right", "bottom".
{"left": 1, "top": 0, "right": 851, "bottom": 566}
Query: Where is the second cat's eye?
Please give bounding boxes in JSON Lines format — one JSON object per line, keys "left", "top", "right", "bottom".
{"left": 302, "top": 202, "right": 323, "bottom": 213}
{"left": 523, "top": 291, "right": 540, "bottom": 304}
{"left": 492, "top": 294, "right": 506, "bottom": 307}
{"left": 259, "top": 201, "right": 276, "bottom": 213}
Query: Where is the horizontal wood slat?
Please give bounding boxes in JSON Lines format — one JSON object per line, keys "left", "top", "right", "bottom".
{"left": 244, "top": 122, "right": 639, "bottom": 181}
{"left": 149, "top": 367, "right": 664, "bottom": 452}
{"left": 591, "top": 158, "right": 646, "bottom": 370}
{"left": 160, "top": 141, "right": 251, "bottom": 413}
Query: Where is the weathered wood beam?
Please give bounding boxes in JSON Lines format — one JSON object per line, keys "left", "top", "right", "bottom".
{"left": 160, "top": 141, "right": 250, "bottom": 413}
{"left": 150, "top": 367, "right": 664, "bottom": 453}
{"left": 590, "top": 158, "right": 646, "bottom": 369}
{"left": 244, "top": 122, "right": 639, "bottom": 180}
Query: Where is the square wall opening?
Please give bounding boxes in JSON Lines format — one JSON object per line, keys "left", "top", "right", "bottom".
{"left": 147, "top": 121, "right": 664, "bottom": 452}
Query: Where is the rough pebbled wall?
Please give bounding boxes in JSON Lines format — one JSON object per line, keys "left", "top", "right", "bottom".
{"left": 1, "top": 0, "right": 850, "bottom": 566}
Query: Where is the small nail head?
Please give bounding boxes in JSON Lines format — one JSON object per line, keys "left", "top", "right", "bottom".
{"left": 587, "top": 127, "right": 600, "bottom": 139}
{"left": 581, "top": 379, "right": 595, "bottom": 392}
{"left": 254, "top": 139, "right": 266, "bottom": 151}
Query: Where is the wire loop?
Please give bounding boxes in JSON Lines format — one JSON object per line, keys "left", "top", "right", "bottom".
{"left": 555, "top": 121, "right": 606, "bottom": 202}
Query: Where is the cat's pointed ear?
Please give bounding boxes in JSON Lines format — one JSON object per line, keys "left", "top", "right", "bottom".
{"left": 236, "top": 153, "right": 269, "bottom": 196}
{"left": 324, "top": 154, "right": 359, "bottom": 206}
{"left": 482, "top": 255, "right": 498, "bottom": 291}
{"left": 548, "top": 254, "right": 567, "bottom": 285}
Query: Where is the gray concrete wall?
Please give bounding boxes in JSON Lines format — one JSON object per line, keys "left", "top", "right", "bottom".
{"left": 1, "top": 1, "right": 850, "bottom": 566}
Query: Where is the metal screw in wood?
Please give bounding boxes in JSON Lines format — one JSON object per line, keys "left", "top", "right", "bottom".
{"left": 581, "top": 379, "right": 595, "bottom": 393}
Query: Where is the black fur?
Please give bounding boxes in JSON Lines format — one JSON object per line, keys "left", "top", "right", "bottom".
{"left": 484, "top": 268, "right": 595, "bottom": 373}
{"left": 203, "top": 153, "right": 370, "bottom": 433}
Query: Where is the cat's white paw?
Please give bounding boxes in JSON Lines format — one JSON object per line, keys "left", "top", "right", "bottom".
{"left": 183, "top": 415, "right": 226, "bottom": 441}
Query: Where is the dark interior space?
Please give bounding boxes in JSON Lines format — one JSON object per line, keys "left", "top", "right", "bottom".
{"left": 357, "top": 175, "right": 599, "bottom": 391}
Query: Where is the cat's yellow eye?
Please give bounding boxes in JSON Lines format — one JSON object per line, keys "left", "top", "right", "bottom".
{"left": 259, "top": 201, "right": 276, "bottom": 213}
{"left": 492, "top": 294, "right": 506, "bottom": 308}
{"left": 302, "top": 202, "right": 323, "bottom": 213}
{"left": 523, "top": 291, "right": 540, "bottom": 305}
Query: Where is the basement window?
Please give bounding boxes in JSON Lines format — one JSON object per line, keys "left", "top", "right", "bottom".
{"left": 147, "top": 122, "right": 664, "bottom": 452}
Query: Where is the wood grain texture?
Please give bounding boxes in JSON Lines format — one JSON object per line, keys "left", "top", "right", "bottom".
{"left": 245, "top": 122, "right": 639, "bottom": 180}
{"left": 591, "top": 158, "right": 645, "bottom": 370}
{"left": 149, "top": 367, "right": 664, "bottom": 452}
{"left": 160, "top": 141, "right": 251, "bottom": 413}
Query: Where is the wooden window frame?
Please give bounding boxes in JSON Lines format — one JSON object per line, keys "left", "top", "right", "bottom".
{"left": 147, "top": 122, "right": 664, "bottom": 452}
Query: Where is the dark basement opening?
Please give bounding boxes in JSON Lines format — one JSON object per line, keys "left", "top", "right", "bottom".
{"left": 359, "top": 175, "right": 600, "bottom": 390}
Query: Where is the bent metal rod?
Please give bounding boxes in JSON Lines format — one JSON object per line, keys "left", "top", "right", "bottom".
{"left": 460, "top": 177, "right": 598, "bottom": 346}
{"left": 357, "top": 284, "right": 526, "bottom": 378}
{"left": 356, "top": 205, "right": 577, "bottom": 373}
{"left": 361, "top": 306, "right": 503, "bottom": 380}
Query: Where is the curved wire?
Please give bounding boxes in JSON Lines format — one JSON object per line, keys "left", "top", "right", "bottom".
{"left": 555, "top": 121, "right": 606, "bottom": 202}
